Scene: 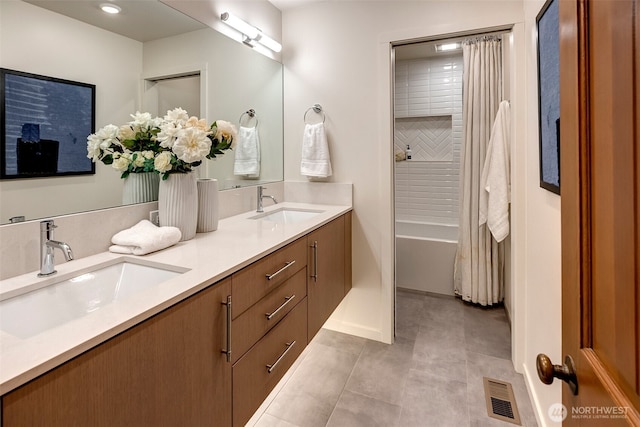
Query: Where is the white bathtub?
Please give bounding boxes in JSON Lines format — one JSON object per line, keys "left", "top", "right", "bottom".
{"left": 395, "top": 220, "right": 458, "bottom": 295}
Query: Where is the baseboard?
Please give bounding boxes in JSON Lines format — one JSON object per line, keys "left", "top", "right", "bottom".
{"left": 522, "top": 362, "right": 551, "bottom": 427}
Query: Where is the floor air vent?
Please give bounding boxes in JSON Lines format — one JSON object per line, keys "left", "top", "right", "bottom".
{"left": 483, "top": 377, "right": 522, "bottom": 425}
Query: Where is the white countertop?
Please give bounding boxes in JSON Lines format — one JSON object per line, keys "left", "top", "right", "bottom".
{"left": 0, "top": 202, "right": 351, "bottom": 395}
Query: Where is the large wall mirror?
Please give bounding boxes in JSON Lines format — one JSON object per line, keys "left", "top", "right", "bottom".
{"left": 0, "top": 0, "right": 283, "bottom": 225}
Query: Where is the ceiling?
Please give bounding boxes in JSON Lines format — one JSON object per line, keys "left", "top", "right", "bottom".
{"left": 267, "top": 0, "right": 321, "bottom": 11}
{"left": 23, "top": 0, "right": 206, "bottom": 42}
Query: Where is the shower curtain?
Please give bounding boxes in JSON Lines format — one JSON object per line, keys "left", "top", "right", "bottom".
{"left": 454, "top": 36, "right": 504, "bottom": 306}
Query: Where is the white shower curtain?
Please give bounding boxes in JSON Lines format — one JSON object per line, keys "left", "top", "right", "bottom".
{"left": 454, "top": 37, "right": 505, "bottom": 306}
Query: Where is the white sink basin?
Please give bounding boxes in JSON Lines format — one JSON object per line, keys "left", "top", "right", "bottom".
{"left": 0, "top": 260, "right": 186, "bottom": 338}
{"left": 250, "top": 208, "right": 324, "bottom": 224}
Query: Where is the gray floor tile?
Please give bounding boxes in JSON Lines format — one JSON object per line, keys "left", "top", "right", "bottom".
{"left": 398, "top": 369, "right": 470, "bottom": 427}
{"left": 265, "top": 342, "right": 360, "bottom": 427}
{"left": 326, "top": 389, "right": 402, "bottom": 427}
{"left": 411, "top": 355, "right": 468, "bottom": 383}
{"left": 412, "top": 317, "right": 467, "bottom": 365}
{"left": 312, "top": 328, "right": 368, "bottom": 356}
{"left": 254, "top": 413, "right": 301, "bottom": 427}
{"left": 258, "top": 293, "right": 537, "bottom": 427}
{"left": 463, "top": 304, "right": 511, "bottom": 360}
{"left": 345, "top": 336, "right": 415, "bottom": 405}
{"left": 395, "top": 291, "right": 426, "bottom": 340}
{"left": 420, "top": 293, "right": 465, "bottom": 328}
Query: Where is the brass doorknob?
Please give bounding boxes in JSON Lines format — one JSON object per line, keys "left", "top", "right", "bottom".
{"left": 536, "top": 353, "right": 578, "bottom": 395}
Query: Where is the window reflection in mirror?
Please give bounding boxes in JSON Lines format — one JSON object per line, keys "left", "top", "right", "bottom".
{"left": 0, "top": 0, "right": 283, "bottom": 225}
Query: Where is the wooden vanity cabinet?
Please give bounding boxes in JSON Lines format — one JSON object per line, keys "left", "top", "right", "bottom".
{"left": 1, "top": 279, "right": 232, "bottom": 427}
{"left": 1, "top": 211, "right": 352, "bottom": 427}
{"left": 307, "top": 213, "right": 349, "bottom": 341}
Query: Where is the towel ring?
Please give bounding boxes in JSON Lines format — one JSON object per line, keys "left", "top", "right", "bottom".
{"left": 304, "top": 104, "right": 325, "bottom": 124}
{"left": 239, "top": 109, "right": 258, "bottom": 128}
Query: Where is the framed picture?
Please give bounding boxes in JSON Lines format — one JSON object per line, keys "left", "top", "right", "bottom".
{"left": 536, "top": 0, "right": 560, "bottom": 195}
{"left": 1, "top": 68, "right": 95, "bottom": 179}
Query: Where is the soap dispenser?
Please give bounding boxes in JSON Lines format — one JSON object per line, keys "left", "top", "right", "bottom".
{"left": 406, "top": 144, "right": 412, "bottom": 160}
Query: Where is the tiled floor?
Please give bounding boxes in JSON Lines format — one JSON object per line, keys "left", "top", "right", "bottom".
{"left": 249, "top": 290, "right": 538, "bottom": 427}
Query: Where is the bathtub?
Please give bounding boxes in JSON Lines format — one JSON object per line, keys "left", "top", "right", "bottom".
{"left": 395, "top": 220, "right": 458, "bottom": 295}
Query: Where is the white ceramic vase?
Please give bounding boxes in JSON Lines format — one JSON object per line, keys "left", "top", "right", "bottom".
{"left": 122, "top": 172, "right": 159, "bottom": 205}
{"left": 158, "top": 173, "right": 198, "bottom": 241}
{"left": 196, "top": 179, "right": 219, "bottom": 233}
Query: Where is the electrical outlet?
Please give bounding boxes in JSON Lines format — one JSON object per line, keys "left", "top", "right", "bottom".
{"left": 149, "top": 210, "right": 160, "bottom": 226}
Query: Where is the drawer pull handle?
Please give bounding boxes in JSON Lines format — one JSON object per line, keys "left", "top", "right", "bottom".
{"left": 310, "top": 241, "right": 318, "bottom": 282}
{"left": 265, "top": 295, "right": 296, "bottom": 320}
{"left": 266, "top": 260, "right": 296, "bottom": 280}
{"left": 221, "top": 295, "right": 232, "bottom": 362}
{"left": 266, "top": 341, "right": 297, "bottom": 373}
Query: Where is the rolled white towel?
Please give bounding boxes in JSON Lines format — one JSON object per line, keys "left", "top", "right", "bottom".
{"left": 109, "top": 220, "right": 181, "bottom": 255}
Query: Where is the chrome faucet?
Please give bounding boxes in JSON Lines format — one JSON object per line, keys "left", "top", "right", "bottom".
{"left": 38, "top": 219, "right": 74, "bottom": 277}
{"left": 257, "top": 185, "right": 277, "bottom": 213}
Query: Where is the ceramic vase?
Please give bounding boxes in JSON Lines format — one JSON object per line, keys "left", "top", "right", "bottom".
{"left": 196, "top": 179, "right": 219, "bottom": 233}
{"left": 122, "top": 172, "right": 159, "bottom": 205}
{"left": 158, "top": 173, "right": 197, "bottom": 241}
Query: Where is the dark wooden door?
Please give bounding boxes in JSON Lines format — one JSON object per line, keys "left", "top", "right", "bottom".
{"left": 558, "top": 0, "right": 640, "bottom": 425}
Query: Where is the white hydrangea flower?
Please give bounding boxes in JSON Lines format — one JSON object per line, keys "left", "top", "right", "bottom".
{"left": 186, "top": 116, "right": 210, "bottom": 133}
{"left": 112, "top": 153, "right": 130, "bottom": 172}
{"left": 95, "top": 124, "right": 120, "bottom": 150}
{"left": 130, "top": 111, "right": 154, "bottom": 128}
{"left": 214, "top": 120, "right": 237, "bottom": 145}
{"left": 118, "top": 124, "right": 135, "bottom": 141}
{"left": 133, "top": 152, "right": 146, "bottom": 168}
{"left": 156, "top": 122, "right": 182, "bottom": 149}
{"left": 154, "top": 151, "right": 173, "bottom": 173}
{"left": 86, "top": 134, "right": 102, "bottom": 160}
{"left": 172, "top": 127, "right": 211, "bottom": 163}
{"left": 164, "top": 107, "right": 189, "bottom": 124}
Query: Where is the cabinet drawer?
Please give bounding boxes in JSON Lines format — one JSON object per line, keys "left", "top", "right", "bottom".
{"left": 232, "top": 298, "right": 307, "bottom": 427}
{"left": 231, "top": 268, "right": 306, "bottom": 363}
{"left": 232, "top": 237, "right": 306, "bottom": 318}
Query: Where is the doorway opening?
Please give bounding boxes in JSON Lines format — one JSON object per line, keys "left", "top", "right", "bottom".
{"left": 392, "top": 29, "right": 514, "bottom": 358}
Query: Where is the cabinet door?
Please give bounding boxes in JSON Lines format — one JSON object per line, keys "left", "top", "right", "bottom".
{"left": 2, "top": 279, "right": 232, "bottom": 427}
{"left": 307, "top": 215, "right": 345, "bottom": 340}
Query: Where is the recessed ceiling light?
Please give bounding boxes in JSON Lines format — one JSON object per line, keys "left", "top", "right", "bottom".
{"left": 100, "top": 3, "right": 121, "bottom": 14}
{"left": 436, "top": 43, "right": 461, "bottom": 52}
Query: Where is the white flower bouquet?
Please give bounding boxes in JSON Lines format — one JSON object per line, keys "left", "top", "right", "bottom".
{"left": 87, "top": 108, "right": 237, "bottom": 180}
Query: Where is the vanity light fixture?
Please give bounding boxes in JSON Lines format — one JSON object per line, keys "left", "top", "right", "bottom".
{"left": 436, "top": 42, "right": 461, "bottom": 52}
{"left": 221, "top": 12, "right": 282, "bottom": 53}
{"left": 99, "top": 3, "right": 121, "bottom": 14}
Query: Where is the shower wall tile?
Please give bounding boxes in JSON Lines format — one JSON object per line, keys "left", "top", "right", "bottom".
{"left": 394, "top": 54, "right": 463, "bottom": 225}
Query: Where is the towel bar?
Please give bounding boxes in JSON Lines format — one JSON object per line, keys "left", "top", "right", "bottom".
{"left": 239, "top": 109, "right": 258, "bottom": 128}
{"left": 304, "top": 104, "right": 325, "bottom": 124}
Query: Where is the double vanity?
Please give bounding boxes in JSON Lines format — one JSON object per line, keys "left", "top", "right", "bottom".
{"left": 0, "top": 202, "right": 352, "bottom": 426}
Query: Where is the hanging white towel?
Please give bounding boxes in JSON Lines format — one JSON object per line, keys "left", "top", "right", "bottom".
{"left": 301, "top": 122, "right": 332, "bottom": 178}
{"left": 233, "top": 126, "right": 261, "bottom": 177}
{"left": 109, "top": 220, "right": 181, "bottom": 255}
{"left": 479, "top": 100, "right": 511, "bottom": 242}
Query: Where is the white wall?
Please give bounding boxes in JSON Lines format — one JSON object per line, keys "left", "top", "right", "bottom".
{"left": 282, "top": 1, "right": 562, "bottom": 425}
{"left": 517, "top": 1, "right": 563, "bottom": 425}
{"left": 0, "top": 0, "right": 140, "bottom": 223}
{"left": 281, "top": 0, "right": 524, "bottom": 343}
